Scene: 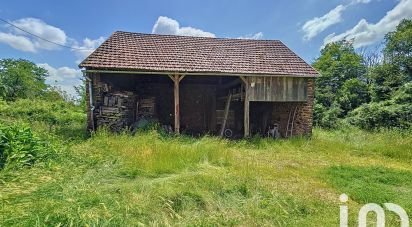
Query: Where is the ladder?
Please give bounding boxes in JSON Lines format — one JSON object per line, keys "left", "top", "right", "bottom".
{"left": 286, "top": 106, "right": 298, "bottom": 137}
{"left": 219, "top": 93, "right": 232, "bottom": 137}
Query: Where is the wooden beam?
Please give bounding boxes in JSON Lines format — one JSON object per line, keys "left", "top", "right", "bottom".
{"left": 240, "top": 76, "right": 250, "bottom": 137}
{"left": 244, "top": 86, "right": 250, "bottom": 137}
{"left": 83, "top": 70, "right": 318, "bottom": 78}
{"left": 173, "top": 74, "right": 181, "bottom": 134}
{"left": 178, "top": 75, "right": 186, "bottom": 82}
{"left": 168, "top": 74, "right": 175, "bottom": 82}
{"left": 239, "top": 76, "right": 247, "bottom": 84}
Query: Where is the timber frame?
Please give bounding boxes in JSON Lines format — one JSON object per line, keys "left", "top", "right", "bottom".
{"left": 84, "top": 70, "right": 315, "bottom": 138}
{"left": 80, "top": 32, "right": 318, "bottom": 138}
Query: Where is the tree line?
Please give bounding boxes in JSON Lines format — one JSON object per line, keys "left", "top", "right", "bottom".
{"left": 312, "top": 19, "right": 412, "bottom": 130}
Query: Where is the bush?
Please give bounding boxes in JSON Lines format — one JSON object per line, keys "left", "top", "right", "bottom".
{"left": 0, "top": 99, "right": 87, "bottom": 140}
{"left": 0, "top": 99, "right": 84, "bottom": 126}
{"left": 392, "top": 82, "right": 412, "bottom": 104}
{"left": 0, "top": 124, "right": 55, "bottom": 170}
{"left": 347, "top": 83, "right": 412, "bottom": 130}
{"left": 347, "top": 101, "right": 412, "bottom": 130}
{"left": 314, "top": 102, "right": 342, "bottom": 129}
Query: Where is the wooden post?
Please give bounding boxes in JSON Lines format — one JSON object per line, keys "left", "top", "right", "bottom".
{"left": 169, "top": 74, "right": 184, "bottom": 134}
{"left": 174, "top": 74, "right": 180, "bottom": 134}
{"left": 240, "top": 76, "right": 250, "bottom": 137}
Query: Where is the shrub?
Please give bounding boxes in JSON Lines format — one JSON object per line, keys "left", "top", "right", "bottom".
{"left": 347, "top": 101, "right": 412, "bottom": 130}
{"left": 314, "top": 102, "right": 342, "bottom": 129}
{"left": 347, "top": 83, "right": 412, "bottom": 130}
{"left": 0, "top": 99, "right": 87, "bottom": 140}
{"left": 0, "top": 124, "right": 55, "bottom": 170}
{"left": 0, "top": 99, "right": 85, "bottom": 127}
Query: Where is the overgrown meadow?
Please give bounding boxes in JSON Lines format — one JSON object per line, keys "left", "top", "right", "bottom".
{"left": 1, "top": 99, "right": 411, "bottom": 226}
{"left": 1, "top": 19, "right": 412, "bottom": 226}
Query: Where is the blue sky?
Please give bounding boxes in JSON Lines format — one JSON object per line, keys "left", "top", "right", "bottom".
{"left": 0, "top": 0, "right": 411, "bottom": 95}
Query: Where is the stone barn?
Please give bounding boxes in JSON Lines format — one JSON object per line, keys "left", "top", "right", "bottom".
{"left": 79, "top": 31, "right": 318, "bottom": 138}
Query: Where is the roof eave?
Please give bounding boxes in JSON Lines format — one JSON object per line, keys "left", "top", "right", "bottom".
{"left": 81, "top": 68, "right": 318, "bottom": 77}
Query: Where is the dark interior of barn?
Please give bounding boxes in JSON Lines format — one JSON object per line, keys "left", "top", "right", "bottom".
{"left": 93, "top": 73, "right": 306, "bottom": 138}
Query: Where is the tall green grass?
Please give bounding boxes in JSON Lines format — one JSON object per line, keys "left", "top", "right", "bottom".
{"left": 76, "top": 130, "right": 234, "bottom": 177}
{"left": 0, "top": 99, "right": 87, "bottom": 142}
{"left": 0, "top": 98, "right": 411, "bottom": 226}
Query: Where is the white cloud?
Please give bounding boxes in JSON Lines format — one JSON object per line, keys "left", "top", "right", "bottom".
{"left": 324, "top": 0, "right": 412, "bottom": 48}
{"left": 237, "top": 32, "right": 264, "bottom": 40}
{"left": 350, "top": 0, "right": 372, "bottom": 4}
{"left": 152, "top": 16, "right": 216, "bottom": 37}
{"left": 72, "top": 37, "right": 105, "bottom": 64}
{"left": 301, "top": 0, "right": 374, "bottom": 41}
{"left": 0, "top": 18, "right": 67, "bottom": 52}
{"left": 38, "top": 63, "right": 83, "bottom": 96}
{"left": 152, "top": 16, "right": 264, "bottom": 40}
{"left": 0, "top": 17, "right": 102, "bottom": 64}
{"left": 0, "top": 32, "right": 36, "bottom": 52}
{"left": 302, "top": 5, "right": 347, "bottom": 41}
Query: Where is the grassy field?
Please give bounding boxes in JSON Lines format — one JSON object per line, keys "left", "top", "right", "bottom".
{"left": 1, "top": 100, "right": 411, "bottom": 226}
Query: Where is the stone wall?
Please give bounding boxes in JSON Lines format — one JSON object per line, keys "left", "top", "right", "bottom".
{"left": 270, "top": 78, "right": 314, "bottom": 137}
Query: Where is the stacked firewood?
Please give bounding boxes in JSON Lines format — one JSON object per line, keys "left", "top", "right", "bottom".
{"left": 95, "top": 90, "right": 137, "bottom": 132}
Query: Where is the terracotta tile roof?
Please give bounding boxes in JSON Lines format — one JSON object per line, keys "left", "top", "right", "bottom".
{"left": 79, "top": 31, "right": 318, "bottom": 77}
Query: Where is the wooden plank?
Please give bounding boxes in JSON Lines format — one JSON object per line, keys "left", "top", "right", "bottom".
{"left": 247, "top": 76, "right": 307, "bottom": 102}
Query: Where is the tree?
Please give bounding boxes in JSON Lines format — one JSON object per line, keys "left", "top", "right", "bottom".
{"left": 368, "top": 63, "right": 406, "bottom": 102}
{"left": 312, "top": 41, "right": 369, "bottom": 127}
{"left": 337, "top": 78, "right": 370, "bottom": 114}
{"left": 384, "top": 19, "right": 412, "bottom": 79}
{"left": 0, "top": 59, "right": 49, "bottom": 101}
{"left": 367, "top": 19, "right": 412, "bottom": 102}
{"left": 312, "top": 20, "right": 412, "bottom": 130}
{"left": 74, "top": 78, "right": 86, "bottom": 109}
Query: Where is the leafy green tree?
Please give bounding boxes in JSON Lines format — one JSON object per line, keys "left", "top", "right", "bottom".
{"left": 347, "top": 20, "right": 412, "bottom": 130}
{"left": 314, "top": 101, "right": 342, "bottom": 129}
{"left": 368, "top": 19, "right": 412, "bottom": 102}
{"left": 368, "top": 63, "right": 406, "bottom": 101}
{"left": 312, "top": 41, "right": 368, "bottom": 127}
{"left": 338, "top": 78, "right": 370, "bottom": 114}
{"left": 0, "top": 58, "right": 49, "bottom": 101}
{"left": 74, "top": 78, "right": 86, "bottom": 109}
{"left": 384, "top": 19, "right": 412, "bottom": 79}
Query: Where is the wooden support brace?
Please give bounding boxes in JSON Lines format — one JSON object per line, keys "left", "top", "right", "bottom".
{"left": 168, "top": 74, "right": 175, "bottom": 82}
{"left": 179, "top": 75, "right": 186, "bottom": 82}
{"left": 239, "top": 76, "right": 247, "bottom": 84}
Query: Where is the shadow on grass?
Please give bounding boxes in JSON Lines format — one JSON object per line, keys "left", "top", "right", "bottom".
{"left": 324, "top": 165, "right": 412, "bottom": 215}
